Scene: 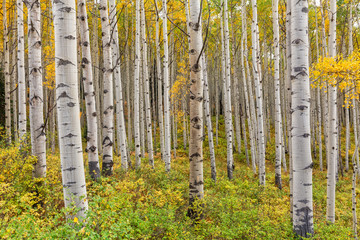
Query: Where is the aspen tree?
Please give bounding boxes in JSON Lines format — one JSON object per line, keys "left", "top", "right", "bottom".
{"left": 99, "top": 0, "right": 115, "bottom": 175}
{"left": 109, "top": 0, "right": 129, "bottom": 170}
{"left": 222, "top": 0, "right": 234, "bottom": 180}
{"left": 140, "top": 0, "right": 154, "bottom": 167}
{"left": 3, "top": 0, "right": 11, "bottom": 144}
{"left": 272, "top": 0, "right": 282, "bottom": 189}
{"left": 155, "top": 0, "right": 165, "bottom": 159}
{"left": 17, "top": 0, "right": 27, "bottom": 141}
{"left": 202, "top": 55, "right": 216, "bottom": 182}
{"left": 241, "top": 0, "right": 257, "bottom": 173}
{"left": 162, "top": 0, "right": 172, "bottom": 172}
{"left": 134, "top": 0, "right": 142, "bottom": 167}
{"left": 16, "top": 0, "right": 27, "bottom": 142}
{"left": 326, "top": 0, "right": 337, "bottom": 223}
{"left": 28, "top": 0, "right": 46, "bottom": 178}
{"left": 78, "top": 0, "right": 100, "bottom": 180}
{"left": 291, "top": 0, "right": 314, "bottom": 236}
{"left": 188, "top": 0, "right": 204, "bottom": 220}
{"left": 251, "top": 0, "right": 266, "bottom": 185}
{"left": 53, "top": 0, "right": 88, "bottom": 219}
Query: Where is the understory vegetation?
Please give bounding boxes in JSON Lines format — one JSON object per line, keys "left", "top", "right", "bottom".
{"left": 0, "top": 119, "right": 356, "bottom": 239}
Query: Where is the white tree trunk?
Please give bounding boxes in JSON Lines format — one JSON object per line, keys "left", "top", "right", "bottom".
{"left": 109, "top": 0, "right": 129, "bottom": 170}
{"left": 222, "top": 0, "right": 234, "bottom": 180}
{"left": 28, "top": 0, "right": 46, "bottom": 178}
{"left": 326, "top": 0, "right": 337, "bottom": 223}
{"left": 17, "top": 0, "right": 26, "bottom": 142}
{"left": 134, "top": 0, "right": 142, "bottom": 167}
{"left": 53, "top": 0, "right": 88, "bottom": 219}
{"left": 291, "top": 0, "right": 314, "bottom": 236}
{"left": 202, "top": 55, "right": 216, "bottom": 182}
{"left": 99, "top": 0, "right": 115, "bottom": 175}
{"left": 155, "top": 2, "right": 165, "bottom": 159}
{"left": 251, "top": 0, "right": 266, "bottom": 185}
{"left": 273, "top": 0, "right": 282, "bottom": 189}
{"left": 188, "top": 0, "right": 204, "bottom": 220}
{"left": 78, "top": 0, "right": 100, "bottom": 180}
{"left": 140, "top": 0, "right": 154, "bottom": 167}
{"left": 3, "top": 0, "right": 11, "bottom": 144}
{"left": 162, "top": 0, "right": 172, "bottom": 172}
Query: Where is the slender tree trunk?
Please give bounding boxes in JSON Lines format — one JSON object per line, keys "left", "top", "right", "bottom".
{"left": 28, "top": 0, "right": 46, "bottom": 178}
{"left": 291, "top": 0, "right": 314, "bottom": 236}
{"left": 188, "top": 0, "right": 204, "bottom": 220}
{"left": 140, "top": 0, "right": 154, "bottom": 167}
{"left": 222, "top": 0, "right": 234, "bottom": 180}
{"left": 155, "top": 2, "right": 165, "bottom": 159}
{"left": 53, "top": 0, "right": 88, "bottom": 219}
{"left": 99, "top": 0, "right": 115, "bottom": 175}
{"left": 162, "top": 0, "right": 171, "bottom": 171}
{"left": 273, "top": 0, "right": 282, "bottom": 189}
{"left": 134, "top": 0, "right": 142, "bottom": 167}
{"left": 17, "top": 0, "right": 26, "bottom": 142}
{"left": 326, "top": 0, "right": 337, "bottom": 224}
{"left": 251, "top": 0, "right": 266, "bottom": 185}
{"left": 202, "top": 55, "right": 216, "bottom": 182}
{"left": 78, "top": 0, "right": 100, "bottom": 180}
{"left": 109, "top": 0, "right": 129, "bottom": 170}
{"left": 3, "top": 0, "right": 11, "bottom": 144}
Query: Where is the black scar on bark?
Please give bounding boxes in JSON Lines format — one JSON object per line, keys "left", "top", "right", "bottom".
{"left": 296, "top": 105, "right": 308, "bottom": 110}
{"left": 57, "top": 91, "right": 72, "bottom": 100}
{"left": 302, "top": 7, "right": 308, "bottom": 13}
{"left": 66, "top": 143, "right": 75, "bottom": 147}
{"left": 301, "top": 133, "right": 310, "bottom": 138}
{"left": 64, "top": 35, "right": 75, "bottom": 40}
{"left": 92, "top": 112, "right": 97, "bottom": 117}
{"left": 88, "top": 145, "right": 97, "bottom": 152}
{"left": 62, "top": 133, "right": 76, "bottom": 139}
{"left": 63, "top": 167, "right": 76, "bottom": 171}
{"left": 67, "top": 102, "right": 75, "bottom": 107}
{"left": 58, "top": 58, "right": 75, "bottom": 67}
{"left": 190, "top": 152, "right": 201, "bottom": 158}
{"left": 57, "top": 83, "right": 70, "bottom": 89}
{"left": 59, "top": 7, "right": 72, "bottom": 13}
{"left": 303, "top": 162, "right": 313, "bottom": 170}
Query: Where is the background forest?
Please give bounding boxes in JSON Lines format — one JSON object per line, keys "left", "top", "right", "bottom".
{"left": 0, "top": 0, "right": 360, "bottom": 238}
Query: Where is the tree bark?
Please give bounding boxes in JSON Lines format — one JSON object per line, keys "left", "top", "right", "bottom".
{"left": 28, "top": 0, "right": 46, "bottom": 178}
{"left": 188, "top": 0, "right": 204, "bottom": 220}
{"left": 78, "top": 0, "right": 101, "bottom": 180}
{"left": 53, "top": 0, "right": 88, "bottom": 219}
{"left": 291, "top": 0, "right": 314, "bottom": 236}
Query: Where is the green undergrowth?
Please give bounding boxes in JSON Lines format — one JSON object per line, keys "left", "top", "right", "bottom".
{"left": 0, "top": 119, "right": 356, "bottom": 239}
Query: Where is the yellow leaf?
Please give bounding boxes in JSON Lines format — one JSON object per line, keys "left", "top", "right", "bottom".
{"left": 74, "top": 217, "right": 78, "bottom": 223}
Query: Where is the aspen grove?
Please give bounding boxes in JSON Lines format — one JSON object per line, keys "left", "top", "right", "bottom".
{"left": 2, "top": 0, "right": 360, "bottom": 238}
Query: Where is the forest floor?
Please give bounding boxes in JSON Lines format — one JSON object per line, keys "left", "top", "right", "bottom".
{"left": 0, "top": 119, "right": 357, "bottom": 239}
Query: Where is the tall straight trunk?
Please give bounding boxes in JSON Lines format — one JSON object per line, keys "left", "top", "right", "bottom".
{"left": 91, "top": 1, "right": 102, "bottom": 155}
{"left": 251, "top": 0, "right": 266, "bottom": 185}
{"left": 273, "top": 0, "right": 282, "bottom": 190}
{"left": 134, "top": 0, "right": 142, "bottom": 167}
{"left": 3, "top": 0, "right": 11, "bottom": 144}
{"left": 291, "top": 0, "right": 314, "bottom": 236}
{"left": 202, "top": 55, "right": 216, "bottom": 182}
{"left": 286, "top": 0, "right": 293, "bottom": 217}
{"left": 53, "top": 0, "right": 88, "bottom": 219}
{"left": 188, "top": 0, "right": 204, "bottom": 220}
{"left": 351, "top": 139, "right": 358, "bottom": 238}
{"left": 155, "top": 1, "right": 165, "bottom": 159}
{"left": 140, "top": 0, "right": 154, "bottom": 167}
{"left": 11, "top": 47, "right": 18, "bottom": 143}
{"left": 17, "top": 0, "right": 26, "bottom": 142}
{"left": 109, "top": 0, "right": 129, "bottom": 170}
{"left": 326, "top": 0, "right": 337, "bottom": 223}
{"left": 223, "top": 0, "right": 233, "bottom": 180}
{"left": 78, "top": 0, "right": 100, "bottom": 180}
{"left": 99, "top": 0, "right": 115, "bottom": 175}
{"left": 28, "top": 0, "right": 46, "bottom": 178}
{"left": 162, "top": 0, "right": 171, "bottom": 172}
{"left": 241, "top": 0, "right": 256, "bottom": 172}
